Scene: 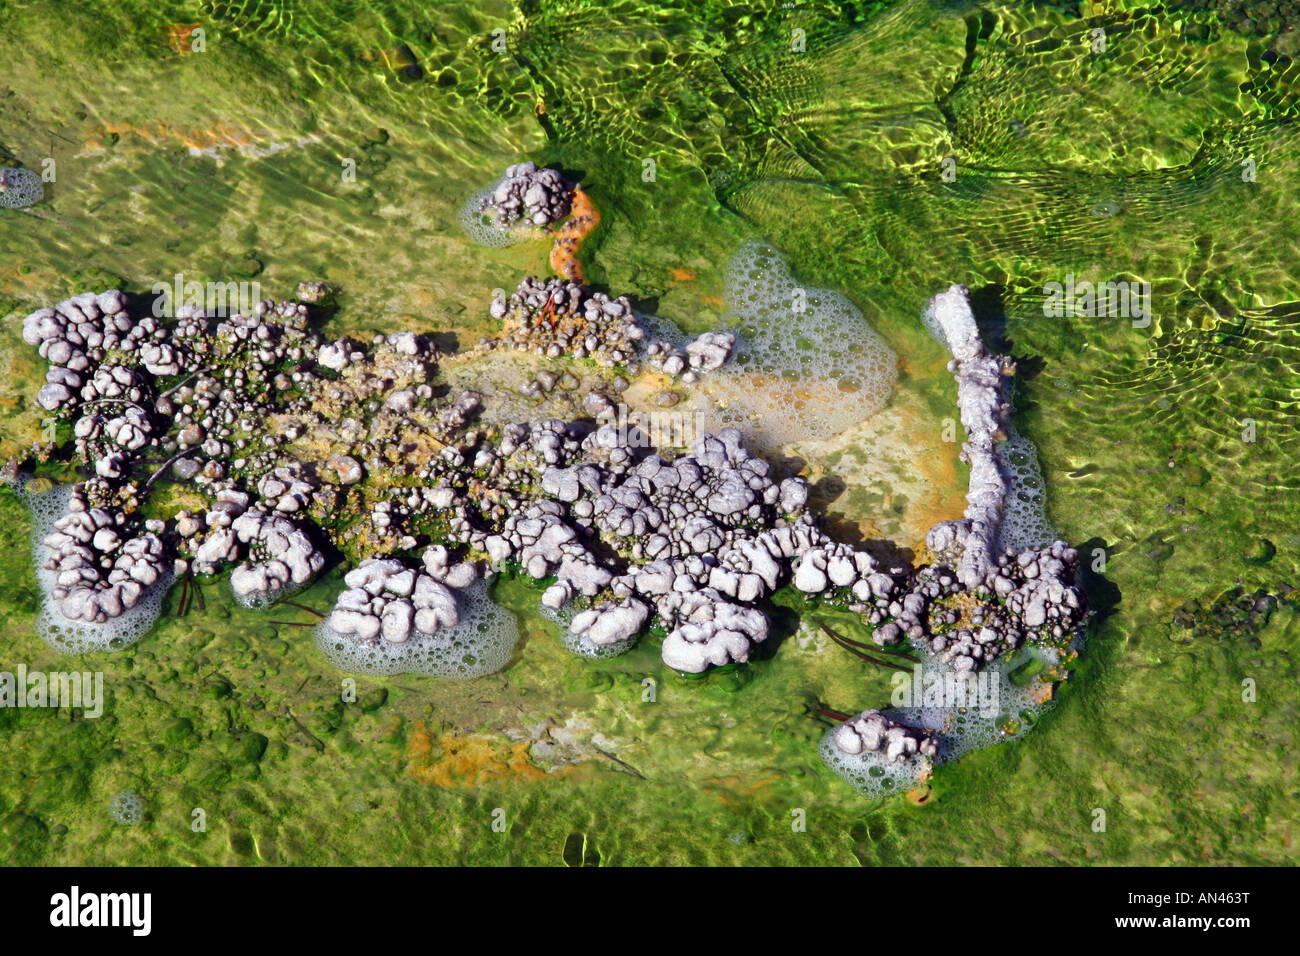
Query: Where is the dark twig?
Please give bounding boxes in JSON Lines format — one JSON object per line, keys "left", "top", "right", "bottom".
{"left": 826, "top": 628, "right": 921, "bottom": 663}
{"left": 408, "top": 417, "right": 450, "bottom": 449}
{"left": 594, "top": 746, "right": 646, "bottom": 780}
{"left": 285, "top": 707, "right": 325, "bottom": 752}
{"left": 282, "top": 600, "right": 324, "bottom": 619}
{"left": 814, "top": 706, "right": 851, "bottom": 722}
{"left": 818, "top": 622, "right": 911, "bottom": 672}
{"left": 158, "top": 368, "right": 210, "bottom": 400}
{"left": 142, "top": 449, "right": 190, "bottom": 492}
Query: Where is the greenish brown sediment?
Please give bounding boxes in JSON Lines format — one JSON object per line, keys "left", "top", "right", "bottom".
{"left": 0, "top": 0, "right": 1297, "bottom": 865}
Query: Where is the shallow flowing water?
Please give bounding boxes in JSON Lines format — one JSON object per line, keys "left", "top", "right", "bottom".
{"left": 0, "top": 0, "right": 1297, "bottom": 865}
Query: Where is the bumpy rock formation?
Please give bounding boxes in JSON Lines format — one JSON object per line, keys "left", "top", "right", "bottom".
{"left": 490, "top": 276, "right": 645, "bottom": 365}
{"left": 226, "top": 510, "right": 326, "bottom": 604}
{"left": 478, "top": 161, "right": 573, "bottom": 228}
{"left": 413, "top": 421, "right": 825, "bottom": 671}
{"left": 39, "top": 488, "right": 167, "bottom": 624}
{"left": 824, "top": 286, "right": 1090, "bottom": 771}
{"left": 325, "top": 548, "right": 480, "bottom": 646}
{"left": 23, "top": 291, "right": 157, "bottom": 414}
{"left": 486, "top": 273, "right": 737, "bottom": 387}
{"left": 16, "top": 266, "right": 1083, "bottom": 717}
{"left": 12, "top": 164, "right": 1096, "bottom": 803}
{"left": 923, "top": 284, "right": 1017, "bottom": 588}
{"left": 833, "top": 709, "right": 940, "bottom": 764}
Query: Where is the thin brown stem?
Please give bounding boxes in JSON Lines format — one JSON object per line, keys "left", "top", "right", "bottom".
{"left": 819, "top": 622, "right": 911, "bottom": 672}
{"left": 814, "top": 706, "right": 851, "bottom": 723}
{"left": 141, "top": 449, "right": 190, "bottom": 493}
{"left": 158, "top": 368, "right": 210, "bottom": 400}
{"left": 282, "top": 600, "right": 324, "bottom": 619}
{"left": 827, "top": 628, "right": 921, "bottom": 663}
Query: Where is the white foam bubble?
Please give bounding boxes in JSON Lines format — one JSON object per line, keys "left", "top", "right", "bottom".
{"left": 820, "top": 642, "right": 1060, "bottom": 798}
{"left": 997, "top": 425, "right": 1056, "bottom": 552}
{"left": 888, "top": 650, "right": 1053, "bottom": 760}
{"left": 0, "top": 168, "right": 44, "bottom": 209}
{"left": 15, "top": 478, "right": 170, "bottom": 654}
{"left": 700, "top": 240, "right": 897, "bottom": 448}
{"left": 33, "top": 577, "right": 172, "bottom": 656}
{"left": 539, "top": 602, "right": 637, "bottom": 658}
{"left": 108, "top": 790, "right": 145, "bottom": 826}
{"left": 315, "top": 579, "right": 519, "bottom": 678}
{"left": 635, "top": 310, "right": 689, "bottom": 350}
{"left": 16, "top": 476, "right": 70, "bottom": 532}
{"left": 459, "top": 185, "right": 534, "bottom": 247}
{"left": 564, "top": 630, "right": 638, "bottom": 659}
{"left": 818, "top": 730, "right": 932, "bottom": 801}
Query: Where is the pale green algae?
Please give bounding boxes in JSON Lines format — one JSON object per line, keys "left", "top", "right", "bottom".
{"left": 0, "top": 0, "right": 1297, "bottom": 865}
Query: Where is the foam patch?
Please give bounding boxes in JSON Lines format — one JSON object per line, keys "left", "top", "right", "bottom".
{"left": 315, "top": 579, "right": 519, "bottom": 677}
{"left": 820, "top": 641, "right": 1060, "bottom": 798}
{"left": 16, "top": 478, "right": 169, "bottom": 654}
{"left": 541, "top": 603, "right": 638, "bottom": 659}
{"left": 888, "top": 647, "right": 1055, "bottom": 758}
{"left": 459, "top": 185, "right": 535, "bottom": 247}
{"left": 996, "top": 425, "right": 1056, "bottom": 552}
{"left": 699, "top": 240, "right": 897, "bottom": 448}
{"left": 818, "top": 730, "right": 932, "bottom": 801}
{"left": 0, "top": 168, "right": 44, "bottom": 209}
{"left": 108, "top": 790, "right": 145, "bottom": 825}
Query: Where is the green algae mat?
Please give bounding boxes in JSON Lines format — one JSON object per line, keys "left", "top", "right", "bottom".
{"left": 1, "top": 0, "right": 1299, "bottom": 866}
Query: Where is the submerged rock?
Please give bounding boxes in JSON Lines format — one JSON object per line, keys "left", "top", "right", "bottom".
{"left": 832, "top": 709, "right": 939, "bottom": 763}
{"left": 479, "top": 162, "right": 574, "bottom": 228}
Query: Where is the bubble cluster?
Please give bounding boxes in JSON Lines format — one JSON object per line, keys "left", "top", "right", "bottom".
{"left": 919, "top": 298, "right": 1057, "bottom": 553}
{"left": 34, "top": 584, "right": 171, "bottom": 656}
{"left": 458, "top": 186, "right": 533, "bottom": 247}
{"left": 0, "top": 167, "right": 43, "bottom": 209}
{"left": 315, "top": 579, "right": 518, "bottom": 677}
{"left": 997, "top": 425, "right": 1056, "bottom": 552}
{"left": 820, "top": 642, "right": 1059, "bottom": 798}
{"left": 564, "top": 629, "right": 638, "bottom": 659}
{"left": 15, "top": 476, "right": 70, "bottom": 537}
{"left": 540, "top": 603, "right": 637, "bottom": 658}
{"left": 16, "top": 478, "right": 168, "bottom": 654}
{"left": 229, "top": 577, "right": 309, "bottom": 611}
{"left": 891, "top": 647, "right": 1055, "bottom": 756}
{"left": 702, "top": 240, "right": 897, "bottom": 448}
{"left": 108, "top": 790, "right": 144, "bottom": 826}
{"left": 818, "top": 731, "right": 930, "bottom": 801}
